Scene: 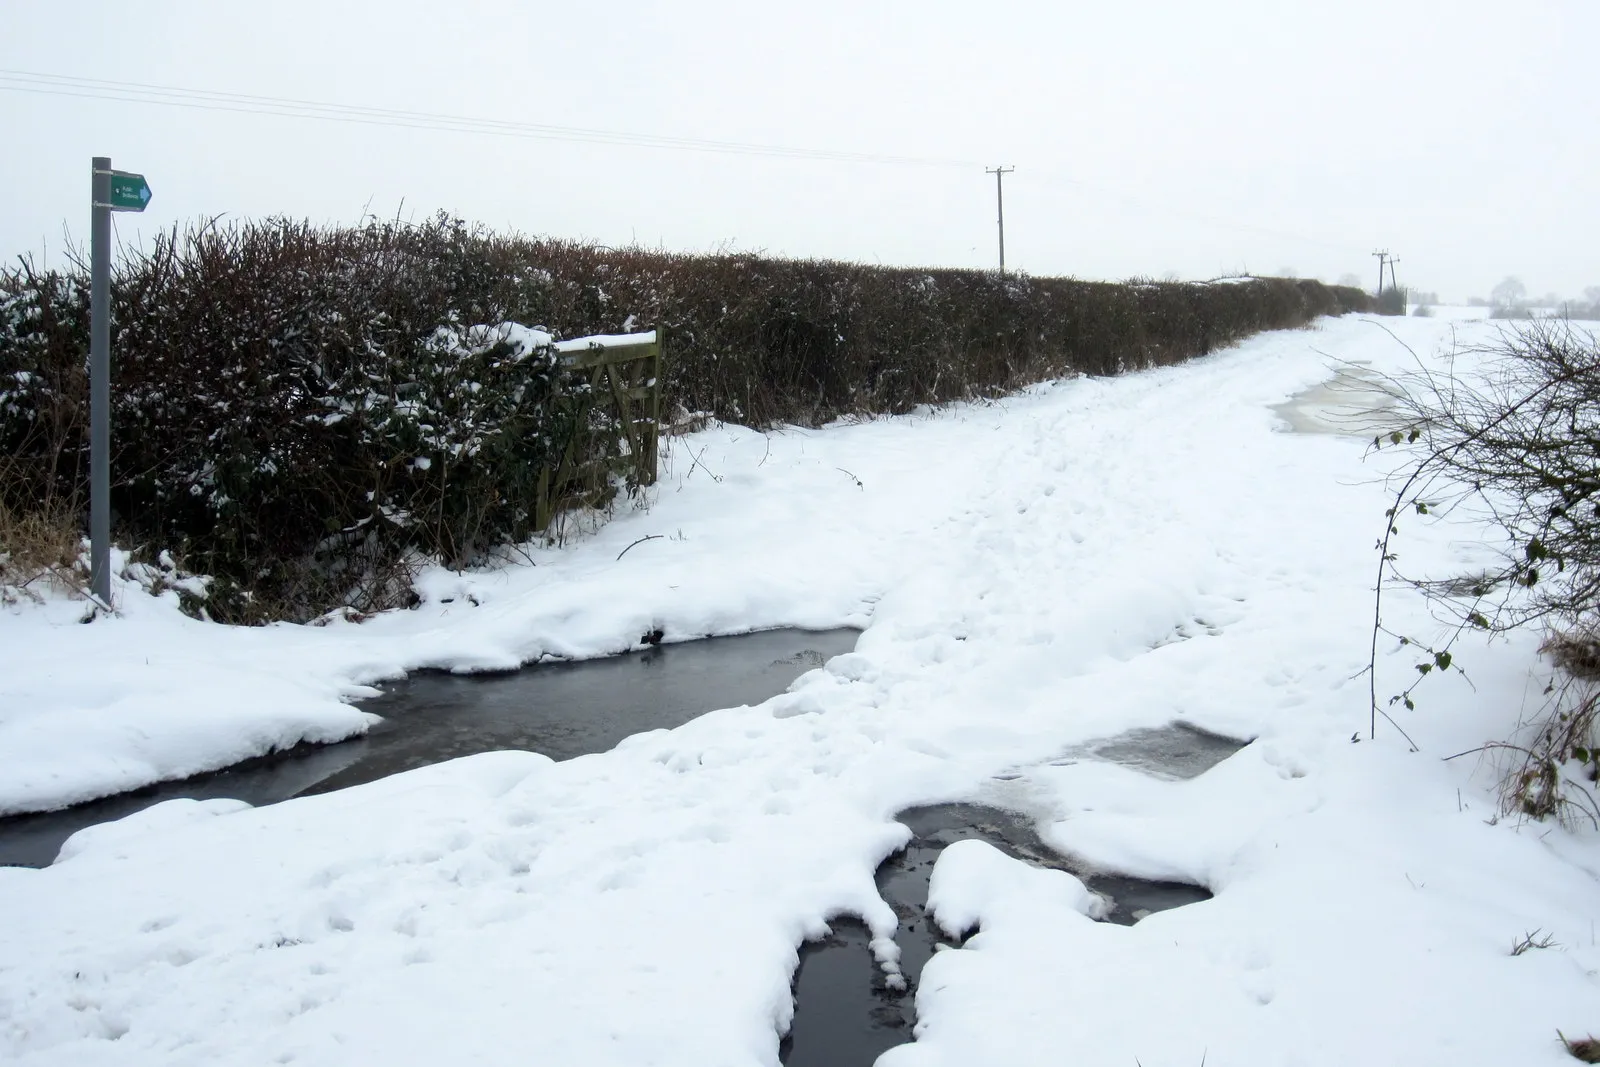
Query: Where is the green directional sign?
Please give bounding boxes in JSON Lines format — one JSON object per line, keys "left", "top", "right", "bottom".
{"left": 106, "top": 170, "right": 152, "bottom": 212}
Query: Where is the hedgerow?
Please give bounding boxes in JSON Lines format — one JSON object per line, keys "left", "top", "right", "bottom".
{"left": 0, "top": 213, "right": 1370, "bottom": 622}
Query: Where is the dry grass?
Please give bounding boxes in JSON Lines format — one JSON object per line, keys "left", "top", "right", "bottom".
{"left": 1561, "top": 1032, "right": 1600, "bottom": 1063}
{"left": 0, "top": 496, "right": 84, "bottom": 603}
{"left": 1491, "top": 644, "right": 1600, "bottom": 826}
{"left": 1543, "top": 628, "right": 1600, "bottom": 682}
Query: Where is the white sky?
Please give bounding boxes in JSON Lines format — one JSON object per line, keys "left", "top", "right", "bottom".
{"left": 3, "top": 0, "right": 1595, "bottom": 302}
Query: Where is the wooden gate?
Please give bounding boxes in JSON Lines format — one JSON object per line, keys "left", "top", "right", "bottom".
{"left": 534, "top": 330, "right": 662, "bottom": 533}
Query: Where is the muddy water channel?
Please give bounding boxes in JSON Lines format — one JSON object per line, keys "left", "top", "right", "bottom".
{"left": 781, "top": 724, "right": 1245, "bottom": 1067}
{"left": 3, "top": 630, "right": 1247, "bottom": 1067}
{"left": 0, "top": 627, "right": 861, "bottom": 868}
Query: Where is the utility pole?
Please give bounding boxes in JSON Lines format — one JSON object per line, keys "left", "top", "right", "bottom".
{"left": 1386, "top": 256, "right": 1401, "bottom": 295}
{"left": 986, "top": 166, "right": 1014, "bottom": 274}
{"left": 1372, "top": 249, "right": 1390, "bottom": 295}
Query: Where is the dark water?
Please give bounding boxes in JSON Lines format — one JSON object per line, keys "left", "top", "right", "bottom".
{"left": 0, "top": 628, "right": 861, "bottom": 868}
{"left": 1058, "top": 721, "right": 1247, "bottom": 782}
{"left": 781, "top": 723, "right": 1247, "bottom": 1067}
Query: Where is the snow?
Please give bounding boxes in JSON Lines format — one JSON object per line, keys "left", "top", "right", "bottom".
{"left": 924, "top": 838, "right": 1103, "bottom": 942}
{"left": 53, "top": 797, "right": 252, "bottom": 864}
{"left": 887, "top": 740, "right": 1600, "bottom": 1067}
{"left": 553, "top": 329, "right": 658, "bottom": 353}
{"left": 0, "top": 572, "right": 383, "bottom": 813}
{"left": 1417, "top": 304, "right": 1495, "bottom": 320}
{"left": 439, "top": 321, "right": 554, "bottom": 358}
{"left": 2, "top": 313, "right": 1598, "bottom": 1065}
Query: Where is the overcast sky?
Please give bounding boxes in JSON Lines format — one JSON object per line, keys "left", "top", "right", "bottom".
{"left": 2, "top": 0, "right": 1595, "bottom": 302}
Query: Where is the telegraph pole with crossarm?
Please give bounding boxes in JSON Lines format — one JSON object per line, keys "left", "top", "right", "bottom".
{"left": 986, "top": 166, "right": 1015, "bottom": 274}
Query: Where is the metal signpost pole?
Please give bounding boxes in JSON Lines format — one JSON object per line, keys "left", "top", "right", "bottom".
{"left": 90, "top": 158, "right": 112, "bottom": 604}
{"left": 88, "top": 158, "right": 152, "bottom": 605}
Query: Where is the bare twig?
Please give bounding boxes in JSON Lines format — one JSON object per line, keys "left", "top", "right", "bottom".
{"left": 685, "top": 445, "right": 723, "bottom": 483}
{"left": 616, "top": 534, "right": 661, "bottom": 561}
{"left": 1511, "top": 929, "right": 1558, "bottom": 956}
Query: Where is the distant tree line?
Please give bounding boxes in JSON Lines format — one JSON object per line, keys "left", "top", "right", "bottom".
{"left": 1466, "top": 278, "right": 1600, "bottom": 320}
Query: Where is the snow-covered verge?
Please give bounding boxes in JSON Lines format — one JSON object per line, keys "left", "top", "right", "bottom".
{"left": 1419, "top": 304, "right": 1495, "bottom": 320}
{"left": 1, "top": 314, "right": 1597, "bottom": 1066}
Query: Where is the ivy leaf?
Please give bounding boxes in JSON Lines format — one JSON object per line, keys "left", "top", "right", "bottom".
{"left": 1575, "top": 746, "right": 1591, "bottom": 763}
{"left": 1467, "top": 612, "right": 1490, "bottom": 629}
{"left": 1416, "top": 662, "right": 1433, "bottom": 675}
{"left": 1435, "top": 650, "right": 1452, "bottom": 671}
{"left": 1407, "top": 428, "right": 1421, "bottom": 443}
{"left": 1390, "top": 431, "right": 1404, "bottom": 445}
{"left": 1403, "top": 695, "right": 1415, "bottom": 711}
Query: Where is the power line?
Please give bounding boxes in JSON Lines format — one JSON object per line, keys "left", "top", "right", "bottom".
{"left": 0, "top": 69, "right": 980, "bottom": 169}
{"left": 4, "top": 68, "right": 1376, "bottom": 264}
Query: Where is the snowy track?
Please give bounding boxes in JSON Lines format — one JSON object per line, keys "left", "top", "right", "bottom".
{"left": 2, "top": 315, "right": 1597, "bottom": 1066}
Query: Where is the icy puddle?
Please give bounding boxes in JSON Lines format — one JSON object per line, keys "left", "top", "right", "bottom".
{"left": 1271, "top": 361, "right": 1401, "bottom": 436}
{"left": 1050, "top": 721, "right": 1246, "bottom": 780}
{"left": 0, "top": 627, "right": 859, "bottom": 867}
{"left": 782, "top": 724, "right": 1245, "bottom": 1067}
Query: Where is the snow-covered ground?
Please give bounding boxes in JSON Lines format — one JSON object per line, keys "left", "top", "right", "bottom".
{"left": 1417, "top": 304, "right": 1494, "bottom": 320}
{"left": 1, "top": 314, "right": 1597, "bottom": 1065}
{"left": 1419, "top": 304, "right": 1600, "bottom": 323}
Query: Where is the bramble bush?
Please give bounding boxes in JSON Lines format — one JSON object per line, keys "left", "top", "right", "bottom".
{"left": 1370, "top": 319, "right": 1600, "bottom": 823}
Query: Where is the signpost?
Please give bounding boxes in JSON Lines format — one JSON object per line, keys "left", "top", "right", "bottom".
{"left": 89, "top": 158, "right": 152, "bottom": 604}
